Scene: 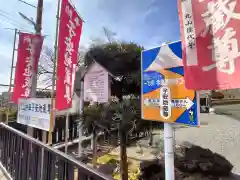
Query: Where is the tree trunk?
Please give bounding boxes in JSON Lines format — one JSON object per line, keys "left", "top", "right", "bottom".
{"left": 119, "top": 125, "right": 128, "bottom": 180}
{"left": 0, "top": 113, "right": 4, "bottom": 122}
{"left": 92, "top": 129, "right": 97, "bottom": 168}
{"left": 148, "top": 121, "right": 153, "bottom": 146}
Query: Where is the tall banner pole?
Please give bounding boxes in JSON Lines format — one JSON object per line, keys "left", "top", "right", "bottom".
{"left": 27, "top": 0, "right": 44, "bottom": 137}
{"left": 65, "top": 112, "right": 69, "bottom": 153}
{"left": 6, "top": 28, "right": 18, "bottom": 124}
{"left": 78, "top": 80, "right": 84, "bottom": 156}
{"left": 48, "top": 0, "right": 61, "bottom": 144}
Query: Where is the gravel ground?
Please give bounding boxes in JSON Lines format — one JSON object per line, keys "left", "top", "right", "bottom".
{"left": 66, "top": 104, "right": 240, "bottom": 176}
{"left": 172, "top": 113, "right": 240, "bottom": 174}
{"left": 132, "top": 112, "right": 240, "bottom": 178}
{"left": 126, "top": 107, "right": 240, "bottom": 175}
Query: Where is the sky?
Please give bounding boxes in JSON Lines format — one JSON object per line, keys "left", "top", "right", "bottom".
{"left": 0, "top": 0, "right": 180, "bottom": 93}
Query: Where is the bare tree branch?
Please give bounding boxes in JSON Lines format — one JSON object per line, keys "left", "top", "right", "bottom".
{"left": 103, "top": 26, "right": 117, "bottom": 43}
{"left": 38, "top": 45, "right": 87, "bottom": 89}
{"left": 37, "top": 28, "right": 119, "bottom": 89}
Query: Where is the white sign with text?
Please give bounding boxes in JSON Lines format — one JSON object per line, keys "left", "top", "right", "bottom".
{"left": 17, "top": 98, "right": 52, "bottom": 131}
{"left": 84, "top": 63, "right": 109, "bottom": 103}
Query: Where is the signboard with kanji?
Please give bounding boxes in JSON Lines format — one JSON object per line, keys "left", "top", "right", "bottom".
{"left": 141, "top": 41, "right": 200, "bottom": 126}
{"left": 84, "top": 62, "right": 110, "bottom": 103}
{"left": 178, "top": 0, "right": 240, "bottom": 90}
{"left": 17, "top": 98, "right": 52, "bottom": 131}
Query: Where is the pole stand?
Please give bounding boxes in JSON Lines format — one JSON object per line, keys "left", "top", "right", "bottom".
{"left": 164, "top": 123, "right": 175, "bottom": 180}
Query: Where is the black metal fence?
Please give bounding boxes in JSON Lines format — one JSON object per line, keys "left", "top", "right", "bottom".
{"left": 0, "top": 122, "right": 112, "bottom": 180}
{"left": 8, "top": 115, "right": 80, "bottom": 145}
{"left": 34, "top": 116, "right": 80, "bottom": 144}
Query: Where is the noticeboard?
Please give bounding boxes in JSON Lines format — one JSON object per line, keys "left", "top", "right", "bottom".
{"left": 84, "top": 62, "right": 110, "bottom": 103}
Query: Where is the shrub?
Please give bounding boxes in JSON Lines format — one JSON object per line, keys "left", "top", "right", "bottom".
{"left": 97, "top": 154, "right": 140, "bottom": 180}
{"left": 212, "top": 91, "right": 224, "bottom": 99}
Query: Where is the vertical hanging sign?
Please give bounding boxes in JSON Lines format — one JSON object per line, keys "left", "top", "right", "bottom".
{"left": 11, "top": 32, "right": 44, "bottom": 103}
{"left": 56, "top": 0, "right": 83, "bottom": 110}
{"left": 178, "top": 0, "right": 240, "bottom": 90}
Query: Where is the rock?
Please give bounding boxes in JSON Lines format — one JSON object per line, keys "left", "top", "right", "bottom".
{"left": 175, "top": 145, "right": 233, "bottom": 177}
{"left": 138, "top": 159, "right": 164, "bottom": 180}
{"left": 137, "top": 145, "right": 233, "bottom": 180}
{"left": 97, "top": 157, "right": 119, "bottom": 176}
{"left": 98, "top": 164, "right": 117, "bottom": 175}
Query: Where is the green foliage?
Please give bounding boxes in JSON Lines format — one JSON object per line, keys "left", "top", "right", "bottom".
{"left": 109, "top": 99, "right": 140, "bottom": 132}
{"left": 97, "top": 154, "right": 140, "bottom": 180}
{"left": 81, "top": 99, "right": 140, "bottom": 135}
{"left": 81, "top": 98, "right": 161, "bottom": 139}
{"left": 81, "top": 104, "right": 110, "bottom": 135}
{"left": 82, "top": 40, "right": 151, "bottom": 180}
{"left": 0, "top": 109, "right": 17, "bottom": 122}
{"left": 212, "top": 91, "right": 224, "bottom": 99}
{"left": 84, "top": 42, "right": 143, "bottom": 97}
{"left": 85, "top": 42, "right": 143, "bottom": 74}
{"left": 8, "top": 111, "right": 17, "bottom": 120}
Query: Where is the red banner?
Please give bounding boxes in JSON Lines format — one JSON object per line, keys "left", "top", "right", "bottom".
{"left": 178, "top": 0, "right": 240, "bottom": 90}
{"left": 56, "top": 0, "right": 83, "bottom": 110}
{"left": 11, "top": 32, "right": 44, "bottom": 103}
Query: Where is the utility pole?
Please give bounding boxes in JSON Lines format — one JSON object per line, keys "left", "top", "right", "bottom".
{"left": 35, "top": 0, "right": 43, "bottom": 34}
{"left": 27, "top": 0, "right": 43, "bottom": 137}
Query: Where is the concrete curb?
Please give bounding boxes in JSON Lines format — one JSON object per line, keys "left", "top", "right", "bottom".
{"left": 0, "top": 162, "right": 12, "bottom": 180}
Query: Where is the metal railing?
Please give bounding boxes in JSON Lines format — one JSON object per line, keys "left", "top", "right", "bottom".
{"left": 0, "top": 123, "right": 112, "bottom": 180}
{"left": 8, "top": 116, "right": 80, "bottom": 145}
